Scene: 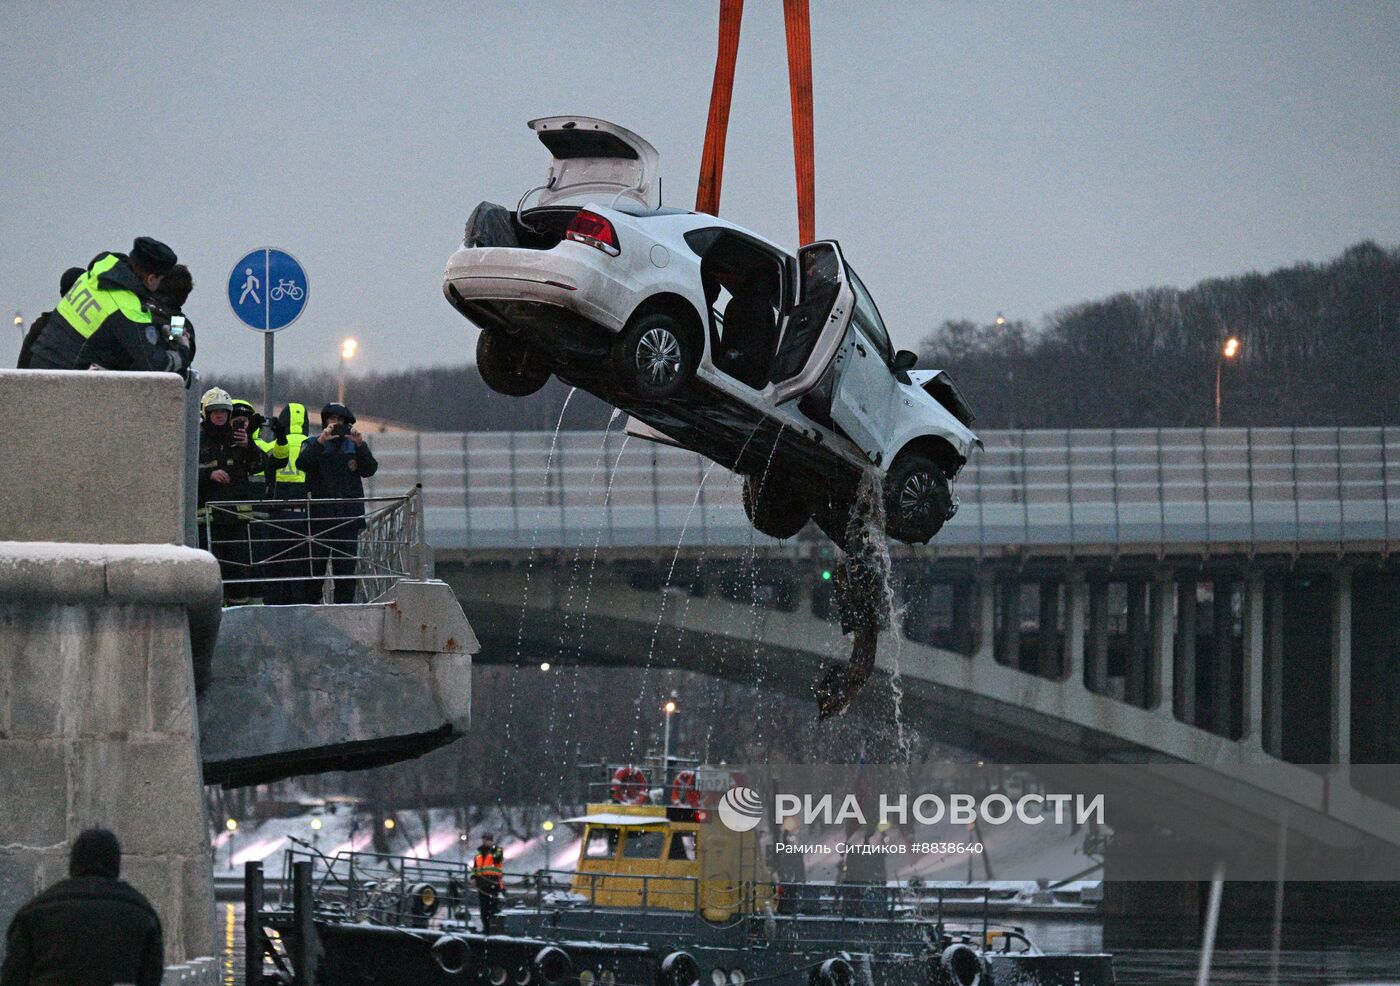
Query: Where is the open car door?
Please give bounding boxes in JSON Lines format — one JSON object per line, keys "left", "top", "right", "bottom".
{"left": 767, "top": 241, "right": 855, "bottom": 405}
{"left": 824, "top": 267, "right": 905, "bottom": 464}
{"left": 529, "top": 116, "right": 660, "bottom": 210}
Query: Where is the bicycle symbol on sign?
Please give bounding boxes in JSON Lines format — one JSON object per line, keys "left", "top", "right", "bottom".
{"left": 270, "top": 279, "right": 304, "bottom": 302}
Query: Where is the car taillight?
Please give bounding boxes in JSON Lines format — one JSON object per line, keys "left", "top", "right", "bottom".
{"left": 566, "top": 210, "right": 621, "bottom": 256}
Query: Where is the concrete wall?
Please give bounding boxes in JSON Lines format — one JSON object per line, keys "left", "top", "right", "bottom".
{"left": 201, "top": 580, "right": 475, "bottom": 787}
{"left": 0, "top": 369, "right": 189, "bottom": 544}
{"left": 0, "top": 542, "right": 222, "bottom": 966}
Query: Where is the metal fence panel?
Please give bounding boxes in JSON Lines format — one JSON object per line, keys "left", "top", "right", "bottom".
{"left": 349, "top": 428, "right": 1398, "bottom": 553}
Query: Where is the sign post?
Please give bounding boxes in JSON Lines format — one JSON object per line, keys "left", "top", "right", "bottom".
{"left": 228, "top": 248, "right": 309, "bottom": 417}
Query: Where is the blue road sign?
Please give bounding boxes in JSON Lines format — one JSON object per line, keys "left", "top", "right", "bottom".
{"left": 228, "top": 248, "right": 308, "bottom": 332}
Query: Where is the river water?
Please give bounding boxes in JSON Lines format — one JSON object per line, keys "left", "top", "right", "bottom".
{"left": 222, "top": 902, "right": 1400, "bottom": 985}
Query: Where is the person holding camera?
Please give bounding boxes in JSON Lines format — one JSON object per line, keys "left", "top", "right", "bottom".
{"left": 197, "top": 388, "right": 265, "bottom": 603}
{"left": 148, "top": 263, "right": 196, "bottom": 364}
{"left": 225, "top": 398, "right": 273, "bottom": 604}
{"left": 299, "top": 402, "right": 378, "bottom": 604}
{"left": 27, "top": 237, "right": 192, "bottom": 374}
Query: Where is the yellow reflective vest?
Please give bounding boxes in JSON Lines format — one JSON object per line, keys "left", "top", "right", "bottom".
{"left": 55, "top": 254, "right": 151, "bottom": 338}
{"left": 274, "top": 402, "right": 310, "bottom": 490}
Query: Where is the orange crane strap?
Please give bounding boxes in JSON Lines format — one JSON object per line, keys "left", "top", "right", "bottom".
{"left": 783, "top": 0, "right": 815, "bottom": 245}
{"left": 695, "top": 0, "right": 745, "bottom": 216}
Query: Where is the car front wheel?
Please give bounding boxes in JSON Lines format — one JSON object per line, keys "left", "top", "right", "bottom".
{"left": 613, "top": 312, "right": 697, "bottom": 399}
{"left": 884, "top": 453, "right": 953, "bottom": 544}
{"left": 477, "top": 329, "right": 551, "bottom": 397}
{"left": 743, "top": 475, "right": 811, "bottom": 540}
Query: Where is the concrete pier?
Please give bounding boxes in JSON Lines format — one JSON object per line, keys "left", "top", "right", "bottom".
{"left": 0, "top": 542, "right": 222, "bottom": 964}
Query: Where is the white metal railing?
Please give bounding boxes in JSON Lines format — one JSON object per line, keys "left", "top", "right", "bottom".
{"left": 356, "top": 428, "right": 1397, "bottom": 553}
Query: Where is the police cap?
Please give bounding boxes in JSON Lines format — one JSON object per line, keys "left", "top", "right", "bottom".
{"left": 130, "top": 236, "right": 178, "bottom": 277}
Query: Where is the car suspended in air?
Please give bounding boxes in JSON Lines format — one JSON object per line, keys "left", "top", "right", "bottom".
{"left": 442, "top": 116, "right": 978, "bottom": 548}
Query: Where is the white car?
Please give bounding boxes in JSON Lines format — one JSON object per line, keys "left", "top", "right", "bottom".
{"left": 443, "top": 116, "right": 979, "bottom": 546}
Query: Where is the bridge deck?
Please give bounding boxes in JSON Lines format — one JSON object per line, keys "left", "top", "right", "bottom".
{"left": 362, "top": 427, "right": 1398, "bottom": 554}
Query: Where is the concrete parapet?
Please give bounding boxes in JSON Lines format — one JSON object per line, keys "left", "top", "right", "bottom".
{"left": 200, "top": 579, "right": 476, "bottom": 787}
{"left": 0, "top": 542, "right": 222, "bottom": 967}
{"left": 0, "top": 370, "right": 190, "bottom": 545}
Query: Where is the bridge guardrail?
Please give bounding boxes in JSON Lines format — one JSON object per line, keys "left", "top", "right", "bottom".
{"left": 357, "top": 427, "right": 1397, "bottom": 553}
{"left": 203, "top": 486, "right": 428, "bottom": 603}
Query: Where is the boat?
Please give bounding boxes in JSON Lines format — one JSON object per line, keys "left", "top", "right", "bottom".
{"left": 245, "top": 758, "right": 1115, "bottom": 985}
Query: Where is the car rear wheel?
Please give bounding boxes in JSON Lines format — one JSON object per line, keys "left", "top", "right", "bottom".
{"left": 884, "top": 452, "right": 953, "bottom": 544}
{"left": 743, "top": 475, "right": 811, "bottom": 540}
{"left": 477, "top": 329, "right": 551, "bottom": 397}
{"left": 614, "top": 312, "right": 697, "bottom": 399}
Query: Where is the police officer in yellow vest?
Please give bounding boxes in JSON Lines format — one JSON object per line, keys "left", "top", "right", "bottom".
{"left": 28, "top": 238, "right": 191, "bottom": 373}
{"left": 260, "top": 402, "right": 314, "bottom": 605}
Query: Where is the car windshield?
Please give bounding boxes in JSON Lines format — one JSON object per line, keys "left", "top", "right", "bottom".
{"left": 847, "top": 267, "right": 893, "bottom": 365}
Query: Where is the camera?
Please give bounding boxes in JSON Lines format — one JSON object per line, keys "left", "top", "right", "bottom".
{"left": 168, "top": 315, "right": 186, "bottom": 338}
{"left": 332, "top": 422, "right": 352, "bottom": 438}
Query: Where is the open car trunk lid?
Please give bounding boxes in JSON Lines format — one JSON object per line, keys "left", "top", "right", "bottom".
{"left": 530, "top": 116, "right": 660, "bottom": 209}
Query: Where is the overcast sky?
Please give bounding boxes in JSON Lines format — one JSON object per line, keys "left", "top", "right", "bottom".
{"left": 2, "top": 1, "right": 1397, "bottom": 379}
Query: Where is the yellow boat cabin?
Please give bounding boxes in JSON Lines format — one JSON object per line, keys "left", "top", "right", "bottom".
{"left": 564, "top": 802, "right": 772, "bottom": 921}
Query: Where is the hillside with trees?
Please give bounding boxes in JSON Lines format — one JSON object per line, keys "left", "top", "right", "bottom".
{"left": 919, "top": 241, "right": 1398, "bottom": 430}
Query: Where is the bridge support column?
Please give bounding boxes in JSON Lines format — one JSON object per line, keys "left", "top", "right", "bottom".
{"left": 1124, "top": 579, "right": 1150, "bottom": 707}
{"left": 1151, "top": 571, "right": 1175, "bottom": 711}
{"left": 1063, "top": 569, "right": 1085, "bottom": 685}
{"left": 997, "top": 579, "right": 1021, "bottom": 668}
{"left": 974, "top": 571, "right": 996, "bottom": 663}
{"left": 1210, "top": 578, "right": 1236, "bottom": 736}
{"left": 1331, "top": 566, "right": 1353, "bottom": 765}
{"left": 1037, "top": 579, "right": 1061, "bottom": 678}
{"left": 1086, "top": 578, "right": 1109, "bottom": 693}
{"left": 1263, "top": 576, "right": 1285, "bottom": 757}
{"left": 1175, "top": 579, "right": 1198, "bottom": 726}
{"left": 951, "top": 580, "right": 976, "bottom": 655}
{"left": 1242, "top": 573, "right": 1265, "bottom": 749}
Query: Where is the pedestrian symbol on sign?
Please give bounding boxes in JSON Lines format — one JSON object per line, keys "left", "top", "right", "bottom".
{"left": 238, "top": 268, "right": 260, "bottom": 306}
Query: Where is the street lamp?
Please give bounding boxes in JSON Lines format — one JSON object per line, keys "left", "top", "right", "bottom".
{"left": 543, "top": 820, "right": 555, "bottom": 874}
{"left": 661, "top": 695, "right": 678, "bottom": 790}
{"left": 1215, "top": 336, "right": 1241, "bottom": 427}
{"left": 310, "top": 814, "right": 323, "bottom": 848}
{"left": 338, "top": 337, "right": 358, "bottom": 404}
{"left": 225, "top": 818, "right": 238, "bottom": 868}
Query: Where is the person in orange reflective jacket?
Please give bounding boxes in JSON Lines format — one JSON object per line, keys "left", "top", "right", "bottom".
{"left": 471, "top": 835, "right": 505, "bottom": 933}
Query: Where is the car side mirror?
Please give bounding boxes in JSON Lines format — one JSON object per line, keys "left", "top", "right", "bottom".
{"left": 893, "top": 350, "right": 918, "bottom": 371}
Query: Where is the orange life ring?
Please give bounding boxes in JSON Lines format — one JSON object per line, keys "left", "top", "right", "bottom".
{"left": 670, "top": 770, "right": 701, "bottom": 808}
{"left": 610, "top": 765, "right": 650, "bottom": 804}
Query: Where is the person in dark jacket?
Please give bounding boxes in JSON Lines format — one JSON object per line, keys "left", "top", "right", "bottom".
{"left": 226, "top": 397, "right": 272, "bottom": 603}
{"left": 299, "top": 402, "right": 378, "bottom": 603}
{"left": 16, "top": 267, "right": 83, "bottom": 369}
{"left": 148, "top": 263, "right": 197, "bottom": 364}
{"left": 198, "top": 387, "right": 264, "bottom": 602}
{"left": 0, "top": 828, "right": 163, "bottom": 986}
{"left": 27, "top": 237, "right": 190, "bottom": 374}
